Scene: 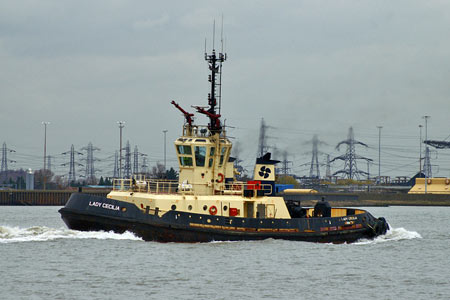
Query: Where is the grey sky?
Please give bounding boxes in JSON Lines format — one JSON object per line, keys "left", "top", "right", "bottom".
{"left": 1, "top": 0, "right": 450, "bottom": 179}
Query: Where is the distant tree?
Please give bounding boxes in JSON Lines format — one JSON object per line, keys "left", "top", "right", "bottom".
{"left": 104, "top": 177, "right": 112, "bottom": 186}
{"left": 53, "top": 175, "right": 66, "bottom": 190}
{"left": 69, "top": 180, "right": 82, "bottom": 187}
{"left": 98, "top": 176, "right": 105, "bottom": 185}
{"left": 16, "top": 176, "right": 26, "bottom": 189}
{"left": 34, "top": 169, "right": 54, "bottom": 189}
{"left": 151, "top": 163, "right": 166, "bottom": 179}
{"left": 165, "top": 167, "right": 178, "bottom": 180}
{"left": 276, "top": 175, "right": 299, "bottom": 187}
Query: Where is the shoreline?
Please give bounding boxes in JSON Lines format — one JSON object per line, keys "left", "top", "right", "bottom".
{"left": 1, "top": 190, "right": 450, "bottom": 207}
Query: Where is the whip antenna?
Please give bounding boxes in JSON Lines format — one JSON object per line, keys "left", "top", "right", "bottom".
{"left": 213, "top": 20, "right": 215, "bottom": 50}
{"left": 218, "top": 15, "right": 224, "bottom": 114}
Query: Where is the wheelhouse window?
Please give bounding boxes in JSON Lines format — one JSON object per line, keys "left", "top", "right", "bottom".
{"left": 195, "top": 146, "right": 206, "bottom": 167}
{"left": 209, "top": 147, "right": 215, "bottom": 167}
{"left": 177, "top": 144, "right": 193, "bottom": 167}
{"left": 219, "top": 147, "right": 228, "bottom": 166}
{"left": 177, "top": 145, "right": 192, "bottom": 155}
{"left": 179, "top": 156, "right": 193, "bottom": 166}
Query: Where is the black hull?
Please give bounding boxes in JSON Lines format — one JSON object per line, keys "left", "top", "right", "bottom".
{"left": 59, "top": 193, "right": 388, "bottom": 243}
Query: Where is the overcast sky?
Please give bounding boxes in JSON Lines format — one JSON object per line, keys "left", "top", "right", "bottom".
{"left": 1, "top": 0, "right": 450, "bottom": 179}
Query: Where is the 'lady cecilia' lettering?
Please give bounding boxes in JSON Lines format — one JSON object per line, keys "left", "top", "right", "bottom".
{"left": 89, "top": 201, "right": 120, "bottom": 211}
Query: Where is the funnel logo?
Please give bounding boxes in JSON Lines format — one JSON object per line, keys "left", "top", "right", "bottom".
{"left": 258, "top": 166, "right": 271, "bottom": 179}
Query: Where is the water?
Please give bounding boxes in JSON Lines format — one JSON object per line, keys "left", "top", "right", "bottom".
{"left": 0, "top": 206, "right": 449, "bottom": 300}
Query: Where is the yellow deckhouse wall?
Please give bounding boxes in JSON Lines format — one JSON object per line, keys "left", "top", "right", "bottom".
{"left": 408, "top": 178, "right": 450, "bottom": 194}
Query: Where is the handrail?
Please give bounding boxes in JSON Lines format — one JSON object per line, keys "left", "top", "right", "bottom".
{"left": 112, "top": 178, "right": 272, "bottom": 196}
{"left": 181, "top": 124, "right": 227, "bottom": 138}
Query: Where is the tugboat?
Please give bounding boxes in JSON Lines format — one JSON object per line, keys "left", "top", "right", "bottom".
{"left": 59, "top": 47, "right": 389, "bottom": 243}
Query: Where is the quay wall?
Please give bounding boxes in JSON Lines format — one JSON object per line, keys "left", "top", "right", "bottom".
{"left": 1, "top": 190, "right": 450, "bottom": 206}
{"left": 0, "top": 190, "right": 109, "bottom": 206}
{"left": 296, "top": 192, "right": 450, "bottom": 207}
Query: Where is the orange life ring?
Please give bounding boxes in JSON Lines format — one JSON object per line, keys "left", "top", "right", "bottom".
{"left": 209, "top": 205, "right": 218, "bottom": 215}
{"left": 217, "top": 173, "right": 224, "bottom": 183}
{"left": 445, "top": 179, "right": 450, "bottom": 185}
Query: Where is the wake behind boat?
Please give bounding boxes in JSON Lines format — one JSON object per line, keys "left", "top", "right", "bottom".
{"left": 59, "top": 45, "right": 389, "bottom": 243}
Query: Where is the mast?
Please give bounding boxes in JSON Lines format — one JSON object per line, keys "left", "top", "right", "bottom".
{"left": 172, "top": 24, "right": 227, "bottom": 136}
{"left": 194, "top": 46, "right": 227, "bottom": 135}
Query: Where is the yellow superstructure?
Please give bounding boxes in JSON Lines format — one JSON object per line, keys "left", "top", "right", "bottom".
{"left": 107, "top": 123, "right": 293, "bottom": 219}
{"left": 108, "top": 178, "right": 292, "bottom": 219}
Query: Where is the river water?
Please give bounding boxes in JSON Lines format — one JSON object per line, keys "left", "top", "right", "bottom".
{"left": 0, "top": 206, "right": 448, "bottom": 300}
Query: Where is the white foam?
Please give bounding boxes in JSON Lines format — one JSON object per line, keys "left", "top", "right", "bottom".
{"left": 354, "top": 226, "right": 422, "bottom": 245}
{"left": 0, "top": 225, "right": 142, "bottom": 244}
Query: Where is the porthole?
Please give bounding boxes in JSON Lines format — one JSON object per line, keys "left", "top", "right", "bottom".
{"left": 171, "top": 205, "right": 176, "bottom": 210}
{"left": 223, "top": 205, "right": 228, "bottom": 211}
{"left": 203, "top": 205, "right": 208, "bottom": 211}
{"left": 188, "top": 205, "right": 193, "bottom": 211}
{"left": 207, "top": 219, "right": 211, "bottom": 223}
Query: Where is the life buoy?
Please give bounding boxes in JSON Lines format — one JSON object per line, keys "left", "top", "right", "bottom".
{"left": 445, "top": 179, "right": 450, "bottom": 185}
{"left": 209, "top": 205, "right": 218, "bottom": 215}
{"left": 217, "top": 173, "right": 224, "bottom": 183}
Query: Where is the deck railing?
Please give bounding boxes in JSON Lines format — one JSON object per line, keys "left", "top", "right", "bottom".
{"left": 112, "top": 178, "right": 272, "bottom": 197}
{"left": 181, "top": 124, "right": 227, "bottom": 138}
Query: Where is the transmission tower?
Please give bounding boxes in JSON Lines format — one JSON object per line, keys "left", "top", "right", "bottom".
{"left": 133, "top": 146, "right": 139, "bottom": 175}
{"left": 81, "top": 142, "right": 100, "bottom": 184}
{"left": 1, "top": 142, "right": 16, "bottom": 181}
{"left": 132, "top": 145, "right": 147, "bottom": 175}
{"left": 61, "top": 145, "right": 83, "bottom": 184}
{"left": 305, "top": 134, "right": 326, "bottom": 178}
{"left": 141, "top": 157, "right": 149, "bottom": 174}
{"left": 423, "top": 147, "right": 432, "bottom": 177}
{"left": 279, "top": 150, "right": 292, "bottom": 176}
{"left": 231, "top": 141, "right": 246, "bottom": 178}
{"left": 331, "top": 127, "right": 373, "bottom": 180}
{"left": 325, "top": 154, "right": 331, "bottom": 179}
{"left": 47, "top": 155, "right": 52, "bottom": 173}
{"left": 257, "top": 118, "right": 271, "bottom": 157}
{"left": 123, "top": 141, "right": 132, "bottom": 178}
{"left": 113, "top": 151, "right": 119, "bottom": 178}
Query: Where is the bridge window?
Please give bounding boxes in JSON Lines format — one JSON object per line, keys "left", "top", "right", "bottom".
{"left": 177, "top": 145, "right": 192, "bottom": 155}
{"left": 179, "top": 156, "right": 193, "bottom": 166}
{"left": 195, "top": 146, "right": 206, "bottom": 167}
{"left": 209, "top": 147, "right": 215, "bottom": 167}
{"left": 219, "top": 147, "right": 227, "bottom": 166}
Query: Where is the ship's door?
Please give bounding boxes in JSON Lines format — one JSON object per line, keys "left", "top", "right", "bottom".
{"left": 245, "top": 202, "right": 254, "bottom": 218}
{"left": 257, "top": 204, "right": 266, "bottom": 218}
{"left": 266, "top": 204, "right": 275, "bottom": 218}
